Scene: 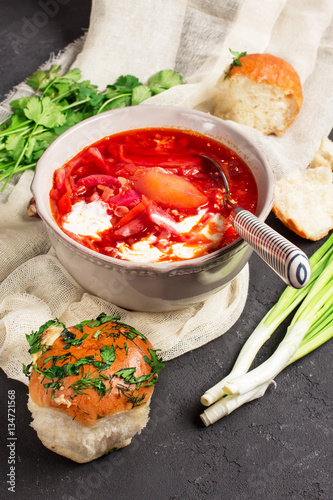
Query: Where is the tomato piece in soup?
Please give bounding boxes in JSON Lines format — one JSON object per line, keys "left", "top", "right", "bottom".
{"left": 58, "top": 191, "right": 72, "bottom": 215}
{"left": 134, "top": 170, "right": 208, "bottom": 210}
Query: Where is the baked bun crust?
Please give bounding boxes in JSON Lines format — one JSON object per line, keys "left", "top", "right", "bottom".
{"left": 25, "top": 314, "right": 163, "bottom": 462}
{"left": 214, "top": 53, "right": 303, "bottom": 136}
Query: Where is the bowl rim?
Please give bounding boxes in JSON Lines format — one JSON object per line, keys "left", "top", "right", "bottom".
{"left": 31, "top": 105, "right": 275, "bottom": 272}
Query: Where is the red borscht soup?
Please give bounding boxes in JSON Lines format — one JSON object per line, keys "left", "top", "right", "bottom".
{"left": 50, "top": 128, "right": 257, "bottom": 263}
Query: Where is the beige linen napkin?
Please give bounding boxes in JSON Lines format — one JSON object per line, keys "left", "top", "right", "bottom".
{"left": 73, "top": 0, "right": 333, "bottom": 178}
{"left": 1, "top": 0, "right": 333, "bottom": 384}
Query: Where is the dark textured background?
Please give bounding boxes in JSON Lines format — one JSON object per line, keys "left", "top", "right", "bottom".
{"left": 0, "top": 2, "right": 332, "bottom": 499}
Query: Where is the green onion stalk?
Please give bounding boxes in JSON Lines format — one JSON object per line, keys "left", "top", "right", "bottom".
{"left": 200, "top": 233, "right": 333, "bottom": 426}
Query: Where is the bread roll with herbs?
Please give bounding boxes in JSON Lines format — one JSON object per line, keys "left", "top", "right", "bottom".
{"left": 214, "top": 51, "right": 303, "bottom": 136}
{"left": 24, "top": 313, "right": 164, "bottom": 463}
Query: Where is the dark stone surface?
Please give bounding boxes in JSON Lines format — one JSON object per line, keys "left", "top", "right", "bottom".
{"left": 0, "top": 3, "right": 332, "bottom": 499}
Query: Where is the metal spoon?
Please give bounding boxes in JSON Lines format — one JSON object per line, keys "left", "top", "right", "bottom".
{"left": 200, "top": 154, "right": 311, "bottom": 289}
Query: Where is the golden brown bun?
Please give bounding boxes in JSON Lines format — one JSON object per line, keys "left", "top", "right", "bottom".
{"left": 26, "top": 315, "right": 163, "bottom": 462}
{"left": 272, "top": 137, "right": 333, "bottom": 240}
{"left": 29, "top": 316, "right": 157, "bottom": 425}
{"left": 214, "top": 53, "right": 303, "bottom": 136}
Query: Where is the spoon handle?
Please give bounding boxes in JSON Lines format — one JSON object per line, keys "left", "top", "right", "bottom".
{"left": 230, "top": 207, "right": 311, "bottom": 289}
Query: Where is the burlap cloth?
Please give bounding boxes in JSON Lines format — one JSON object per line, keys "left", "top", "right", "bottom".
{"left": 1, "top": 0, "right": 333, "bottom": 385}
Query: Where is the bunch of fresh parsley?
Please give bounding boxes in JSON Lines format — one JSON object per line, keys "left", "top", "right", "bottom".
{"left": 0, "top": 66, "right": 183, "bottom": 189}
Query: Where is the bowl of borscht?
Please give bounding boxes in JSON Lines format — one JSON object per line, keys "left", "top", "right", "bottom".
{"left": 31, "top": 105, "right": 275, "bottom": 311}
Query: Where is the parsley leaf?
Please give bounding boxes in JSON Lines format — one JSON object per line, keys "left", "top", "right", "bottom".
{"left": 148, "top": 69, "right": 183, "bottom": 94}
{"left": 113, "top": 75, "right": 142, "bottom": 92}
{"left": 27, "top": 65, "right": 61, "bottom": 91}
{"left": 61, "top": 68, "right": 82, "bottom": 83}
{"left": 23, "top": 96, "right": 66, "bottom": 128}
{"left": 224, "top": 48, "right": 247, "bottom": 79}
{"left": 10, "top": 97, "right": 30, "bottom": 112}
{"left": 5, "top": 135, "right": 25, "bottom": 161}
{"left": 132, "top": 85, "right": 152, "bottom": 105}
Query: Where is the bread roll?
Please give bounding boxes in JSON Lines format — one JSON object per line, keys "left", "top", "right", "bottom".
{"left": 24, "top": 313, "right": 164, "bottom": 463}
{"left": 272, "top": 137, "right": 333, "bottom": 241}
{"left": 214, "top": 53, "right": 303, "bottom": 136}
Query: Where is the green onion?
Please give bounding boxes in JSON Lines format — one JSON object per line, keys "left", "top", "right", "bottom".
{"left": 200, "top": 233, "right": 333, "bottom": 426}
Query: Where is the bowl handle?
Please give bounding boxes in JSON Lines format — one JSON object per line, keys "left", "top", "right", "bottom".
{"left": 231, "top": 207, "right": 311, "bottom": 289}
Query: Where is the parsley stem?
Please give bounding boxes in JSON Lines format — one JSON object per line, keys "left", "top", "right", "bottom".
{"left": 0, "top": 163, "right": 15, "bottom": 177}
{"left": 21, "top": 127, "right": 51, "bottom": 139}
{"left": 97, "top": 93, "right": 132, "bottom": 114}
{"left": 0, "top": 116, "right": 11, "bottom": 128}
{"left": 51, "top": 89, "right": 76, "bottom": 103}
{"left": 40, "top": 76, "right": 67, "bottom": 98}
{"left": 1, "top": 123, "right": 38, "bottom": 190}
{"left": 12, "top": 162, "right": 36, "bottom": 174}
{"left": 61, "top": 98, "right": 91, "bottom": 111}
{"left": 0, "top": 123, "right": 32, "bottom": 138}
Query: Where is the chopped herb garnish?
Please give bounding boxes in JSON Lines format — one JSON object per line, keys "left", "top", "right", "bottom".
{"left": 64, "top": 356, "right": 95, "bottom": 376}
{"left": 143, "top": 349, "right": 165, "bottom": 375}
{"left": 60, "top": 328, "right": 75, "bottom": 342}
{"left": 100, "top": 345, "right": 116, "bottom": 367}
{"left": 114, "top": 356, "right": 162, "bottom": 389}
{"left": 25, "top": 318, "right": 64, "bottom": 355}
{"left": 61, "top": 328, "right": 88, "bottom": 348}
{"left": 87, "top": 320, "right": 104, "bottom": 328}
{"left": 104, "top": 447, "right": 118, "bottom": 455}
{"left": 116, "top": 384, "right": 147, "bottom": 408}
{"left": 116, "top": 322, "right": 147, "bottom": 341}
{"left": 75, "top": 319, "right": 94, "bottom": 332}
{"left": 114, "top": 367, "right": 137, "bottom": 383}
{"left": 76, "top": 405, "right": 90, "bottom": 416}
{"left": 70, "top": 371, "right": 109, "bottom": 397}
{"left": 124, "top": 392, "right": 146, "bottom": 408}
{"left": 88, "top": 312, "right": 121, "bottom": 328}
{"left": 42, "top": 353, "right": 71, "bottom": 366}
{"left": 22, "top": 363, "right": 32, "bottom": 378}
{"left": 224, "top": 48, "right": 247, "bottom": 79}
{"left": 44, "top": 379, "right": 63, "bottom": 391}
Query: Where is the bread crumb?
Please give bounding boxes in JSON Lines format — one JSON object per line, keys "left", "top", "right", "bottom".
{"left": 309, "top": 137, "right": 333, "bottom": 170}
{"left": 53, "top": 394, "right": 72, "bottom": 408}
{"left": 272, "top": 137, "right": 333, "bottom": 240}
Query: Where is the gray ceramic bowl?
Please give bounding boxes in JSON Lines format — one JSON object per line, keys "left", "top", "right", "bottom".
{"left": 31, "top": 105, "right": 275, "bottom": 312}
